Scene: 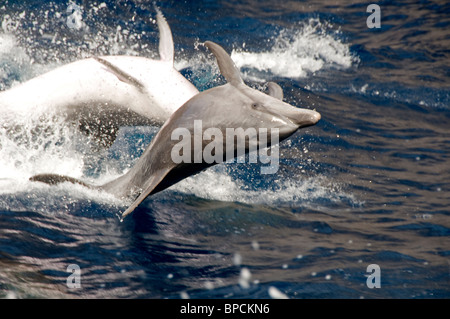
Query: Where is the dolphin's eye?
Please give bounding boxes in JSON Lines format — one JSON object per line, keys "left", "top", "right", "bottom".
{"left": 251, "top": 102, "right": 261, "bottom": 109}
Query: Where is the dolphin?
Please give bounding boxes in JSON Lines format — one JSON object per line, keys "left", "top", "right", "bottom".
{"left": 30, "top": 41, "right": 321, "bottom": 219}
{"left": 0, "top": 8, "right": 199, "bottom": 148}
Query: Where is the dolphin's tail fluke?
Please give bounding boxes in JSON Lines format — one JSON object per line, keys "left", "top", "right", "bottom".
{"left": 30, "top": 174, "right": 95, "bottom": 189}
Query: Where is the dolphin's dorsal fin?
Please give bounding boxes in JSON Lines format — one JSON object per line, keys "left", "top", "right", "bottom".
{"left": 93, "top": 56, "right": 146, "bottom": 93}
{"left": 267, "top": 82, "right": 284, "bottom": 100}
{"left": 204, "top": 41, "right": 244, "bottom": 87}
{"left": 120, "top": 168, "right": 171, "bottom": 220}
{"left": 155, "top": 7, "right": 174, "bottom": 64}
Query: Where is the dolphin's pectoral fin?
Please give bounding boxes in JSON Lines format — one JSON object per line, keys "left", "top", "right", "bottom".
{"left": 120, "top": 169, "right": 171, "bottom": 220}
{"left": 267, "top": 82, "right": 284, "bottom": 101}
{"left": 93, "top": 56, "right": 146, "bottom": 93}
{"left": 154, "top": 6, "right": 174, "bottom": 64}
{"left": 30, "top": 174, "right": 94, "bottom": 188}
{"left": 204, "top": 41, "right": 244, "bottom": 87}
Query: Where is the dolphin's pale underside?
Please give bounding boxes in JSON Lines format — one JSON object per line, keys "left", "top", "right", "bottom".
{"left": 0, "top": 9, "right": 199, "bottom": 148}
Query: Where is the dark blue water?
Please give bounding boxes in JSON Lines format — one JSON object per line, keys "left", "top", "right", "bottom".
{"left": 0, "top": 0, "right": 449, "bottom": 298}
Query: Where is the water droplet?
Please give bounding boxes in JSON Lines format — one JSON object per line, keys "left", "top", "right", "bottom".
{"left": 268, "top": 286, "right": 289, "bottom": 299}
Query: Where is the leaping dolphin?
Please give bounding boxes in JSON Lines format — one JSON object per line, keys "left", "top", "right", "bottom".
{"left": 30, "top": 41, "right": 321, "bottom": 219}
{"left": 0, "top": 9, "right": 199, "bottom": 148}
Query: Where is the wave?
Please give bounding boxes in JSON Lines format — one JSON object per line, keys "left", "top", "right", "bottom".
{"left": 230, "top": 18, "right": 359, "bottom": 81}
{"left": 348, "top": 82, "right": 450, "bottom": 110}
{"left": 170, "top": 166, "right": 361, "bottom": 210}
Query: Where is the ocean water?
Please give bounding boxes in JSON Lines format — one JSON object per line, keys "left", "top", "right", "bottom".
{"left": 0, "top": 0, "right": 449, "bottom": 299}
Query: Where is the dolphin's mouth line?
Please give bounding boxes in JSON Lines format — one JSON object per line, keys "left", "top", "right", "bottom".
{"left": 270, "top": 116, "right": 290, "bottom": 125}
{"left": 249, "top": 110, "right": 295, "bottom": 129}
{"left": 264, "top": 109, "right": 298, "bottom": 128}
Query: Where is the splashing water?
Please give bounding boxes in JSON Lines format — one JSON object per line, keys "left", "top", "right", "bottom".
{"left": 171, "top": 165, "right": 360, "bottom": 209}
{"left": 231, "top": 18, "right": 359, "bottom": 81}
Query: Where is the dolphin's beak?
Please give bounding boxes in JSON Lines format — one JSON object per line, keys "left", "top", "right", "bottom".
{"left": 292, "top": 109, "right": 321, "bottom": 128}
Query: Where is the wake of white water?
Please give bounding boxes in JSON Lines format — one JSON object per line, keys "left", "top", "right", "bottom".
{"left": 230, "top": 18, "right": 359, "bottom": 81}
{"left": 171, "top": 166, "right": 361, "bottom": 210}
{"left": 0, "top": 116, "right": 86, "bottom": 180}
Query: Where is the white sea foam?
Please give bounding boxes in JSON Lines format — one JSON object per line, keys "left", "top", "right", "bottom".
{"left": 170, "top": 166, "right": 359, "bottom": 208}
{"left": 0, "top": 113, "right": 127, "bottom": 212}
{"left": 231, "top": 18, "right": 358, "bottom": 80}
{"left": 0, "top": 115, "right": 88, "bottom": 179}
